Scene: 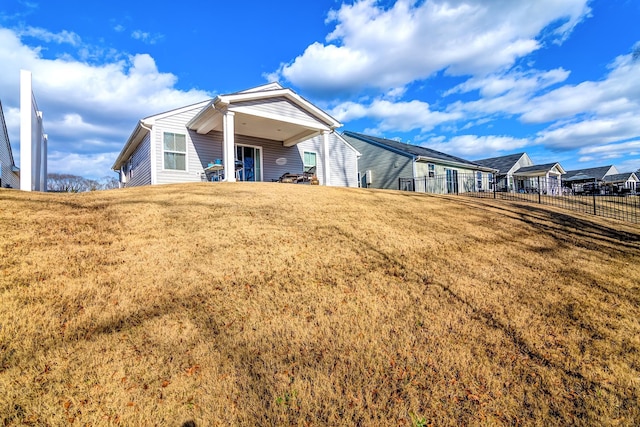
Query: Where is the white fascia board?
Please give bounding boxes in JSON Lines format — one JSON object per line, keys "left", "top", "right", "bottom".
{"left": 219, "top": 89, "right": 341, "bottom": 129}
{"left": 334, "top": 132, "right": 361, "bottom": 157}
{"left": 283, "top": 129, "right": 321, "bottom": 147}
{"left": 111, "top": 122, "right": 149, "bottom": 170}
{"left": 230, "top": 105, "right": 331, "bottom": 131}
{"left": 185, "top": 100, "right": 216, "bottom": 129}
{"left": 144, "top": 99, "right": 211, "bottom": 125}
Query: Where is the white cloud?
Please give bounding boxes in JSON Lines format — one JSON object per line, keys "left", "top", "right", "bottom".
{"left": 331, "top": 98, "right": 461, "bottom": 133}
{"left": 0, "top": 26, "right": 212, "bottom": 178}
{"left": 577, "top": 140, "right": 640, "bottom": 162}
{"left": 273, "top": 0, "right": 590, "bottom": 96}
{"left": 535, "top": 113, "right": 640, "bottom": 150}
{"left": 421, "top": 134, "right": 531, "bottom": 158}
{"left": 47, "top": 151, "right": 121, "bottom": 178}
{"left": 131, "top": 30, "right": 164, "bottom": 45}
{"left": 17, "top": 26, "right": 81, "bottom": 46}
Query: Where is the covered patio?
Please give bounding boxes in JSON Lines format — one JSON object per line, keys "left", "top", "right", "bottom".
{"left": 513, "top": 162, "right": 566, "bottom": 195}
{"left": 186, "top": 83, "right": 341, "bottom": 185}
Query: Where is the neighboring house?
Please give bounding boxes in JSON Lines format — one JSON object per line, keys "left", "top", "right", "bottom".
{"left": 341, "top": 131, "right": 496, "bottom": 193}
{"left": 0, "top": 100, "right": 20, "bottom": 189}
{"left": 603, "top": 172, "right": 638, "bottom": 194}
{"left": 563, "top": 165, "right": 619, "bottom": 194}
{"left": 474, "top": 153, "right": 565, "bottom": 194}
{"left": 112, "top": 83, "right": 360, "bottom": 187}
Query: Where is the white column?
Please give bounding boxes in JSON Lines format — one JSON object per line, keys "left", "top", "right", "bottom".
{"left": 223, "top": 111, "right": 236, "bottom": 182}
{"left": 20, "top": 70, "right": 32, "bottom": 191}
{"left": 322, "top": 130, "right": 331, "bottom": 186}
{"left": 33, "top": 111, "right": 42, "bottom": 191}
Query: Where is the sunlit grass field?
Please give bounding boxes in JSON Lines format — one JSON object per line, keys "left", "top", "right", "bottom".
{"left": 1, "top": 183, "right": 639, "bottom": 425}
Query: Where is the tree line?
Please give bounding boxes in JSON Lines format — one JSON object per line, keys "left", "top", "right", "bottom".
{"left": 47, "top": 173, "right": 119, "bottom": 192}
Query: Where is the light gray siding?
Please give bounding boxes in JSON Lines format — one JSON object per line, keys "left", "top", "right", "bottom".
{"left": 0, "top": 104, "right": 19, "bottom": 189}
{"left": 125, "top": 133, "right": 151, "bottom": 187}
{"left": 343, "top": 134, "right": 413, "bottom": 189}
{"left": 155, "top": 105, "right": 213, "bottom": 185}
{"left": 233, "top": 97, "right": 319, "bottom": 124}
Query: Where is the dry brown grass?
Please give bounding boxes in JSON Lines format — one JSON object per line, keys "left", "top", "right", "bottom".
{"left": 1, "top": 183, "right": 639, "bottom": 426}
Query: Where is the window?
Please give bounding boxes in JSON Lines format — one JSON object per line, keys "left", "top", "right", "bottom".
{"left": 488, "top": 173, "right": 494, "bottom": 190}
{"left": 476, "top": 171, "right": 482, "bottom": 190}
{"left": 303, "top": 151, "right": 317, "bottom": 174}
{"left": 163, "top": 132, "right": 187, "bottom": 170}
{"left": 428, "top": 163, "right": 435, "bottom": 178}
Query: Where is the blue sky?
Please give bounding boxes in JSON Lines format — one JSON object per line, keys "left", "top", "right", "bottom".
{"left": 1, "top": 0, "right": 639, "bottom": 179}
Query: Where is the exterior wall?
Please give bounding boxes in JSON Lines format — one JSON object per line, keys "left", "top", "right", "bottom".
{"left": 233, "top": 97, "right": 319, "bottom": 125}
{"left": 123, "top": 133, "right": 152, "bottom": 187}
{"left": 0, "top": 104, "right": 19, "bottom": 189}
{"left": 154, "top": 105, "right": 215, "bottom": 185}
{"left": 328, "top": 133, "right": 359, "bottom": 187}
{"left": 343, "top": 135, "right": 413, "bottom": 189}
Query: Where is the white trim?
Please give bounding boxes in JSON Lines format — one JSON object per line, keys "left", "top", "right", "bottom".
{"left": 302, "top": 150, "right": 318, "bottom": 174}
{"left": 161, "top": 131, "right": 188, "bottom": 172}
{"left": 149, "top": 125, "right": 157, "bottom": 184}
{"left": 322, "top": 131, "right": 330, "bottom": 186}
{"left": 230, "top": 105, "right": 332, "bottom": 131}
{"left": 223, "top": 111, "right": 236, "bottom": 182}
{"left": 235, "top": 142, "right": 264, "bottom": 182}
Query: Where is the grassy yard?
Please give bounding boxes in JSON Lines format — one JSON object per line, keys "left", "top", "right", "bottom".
{"left": 1, "top": 183, "right": 639, "bottom": 426}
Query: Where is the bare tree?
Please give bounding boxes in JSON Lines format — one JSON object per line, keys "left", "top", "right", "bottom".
{"left": 47, "top": 173, "right": 120, "bottom": 192}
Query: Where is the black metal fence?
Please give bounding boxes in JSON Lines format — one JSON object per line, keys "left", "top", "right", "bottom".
{"left": 399, "top": 174, "right": 640, "bottom": 224}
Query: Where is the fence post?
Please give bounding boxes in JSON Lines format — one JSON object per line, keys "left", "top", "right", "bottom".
{"left": 537, "top": 176, "right": 541, "bottom": 204}
{"left": 592, "top": 177, "right": 597, "bottom": 216}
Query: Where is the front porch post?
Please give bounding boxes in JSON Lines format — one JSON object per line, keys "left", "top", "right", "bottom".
{"left": 322, "top": 130, "right": 331, "bottom": 186}
{"left": 223, "top": 110, "right": 236, "bottom": 182}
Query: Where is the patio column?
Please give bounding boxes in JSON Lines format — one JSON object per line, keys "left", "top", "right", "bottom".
{"left": 322, "top": 130, "right": 331, "bottom": 186}
{"left": 223, "top": 110, "right": 236, "bottom": 182}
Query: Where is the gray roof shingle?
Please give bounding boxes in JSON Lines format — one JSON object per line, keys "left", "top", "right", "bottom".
{"left": 473, "top": 153, "right": 525, "bottom": 174}
{"left": 342, "top": 131, "right": 482, "bottom": 167}
{"left": 563, "top": 166, "right": 613, "bottom": 181}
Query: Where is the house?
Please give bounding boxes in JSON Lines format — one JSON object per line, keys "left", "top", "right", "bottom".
{"left": 603, "top": 172, "right": 638, "bottom": 195}
{"left": 562, "top": 165, "right": 619, "bottom": 194}
{"left": 341, "top": 131, "right": 496, "bottom": 193}
{"left": 112, "top": 83, "right": 360, "bottom": 187}
{"left": 0, "top": 100, "right": 20, "bottom": 189}
{"left": 473, "top": 153, "right": 565, "bottom": 194}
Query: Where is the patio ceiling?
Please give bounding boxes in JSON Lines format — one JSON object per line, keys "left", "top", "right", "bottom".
{"left": 189, "top": 109, "right": 323, "bottom": 147}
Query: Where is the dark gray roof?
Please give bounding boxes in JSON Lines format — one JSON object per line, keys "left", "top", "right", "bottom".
{"left": 342, "top": 131, "right": 482, "bottom": 168}
{"left": 473, "top": 153, "right": 525, "bottom": 174}
{"left": 564, "top": 166, "right": 613, "bottom": 181}
{"left": 604, "top": 172, "right": 637, "bottom": 183}
{"left": 516, "top": 162, "right": 561, "bottom": 174}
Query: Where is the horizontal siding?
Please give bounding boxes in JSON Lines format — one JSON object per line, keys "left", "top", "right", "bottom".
{"left": 126, "top": 133, "right": 151, "bottom": 187}
{"left": 155, "top": 105, "right": 211, "bottom": 185}
{"left": 415, "top": 162, "right": 479, "bottom": 177}
{"left": 232, "top": 97, "right": 320, "bottom": 125}
{"left": 329, "top": 133, "right": 359, "bottom": 187}
{"left": 0, "top": 104, "right": 19, "bottom": 189}
{"left": 343, "top": 134, "right": 413, "bottom": 189}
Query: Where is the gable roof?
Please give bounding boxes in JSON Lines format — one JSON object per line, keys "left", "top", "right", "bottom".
{"left": 473, "top": 153, "right": 526, "bottom": 174}
{"left": 112, "top": 100, "right": 211, "bottom": 170}
{"left": 342, "top": 131, "right": 494, "bottom": 171}
{"left": 515, "top": 162, "right": 566, "bottom": 176}
{"left": 603, "top": 172, "right": 639, "bottom": 183}
{"left": 564, "top": 166, "right": 616, "bottom": 181}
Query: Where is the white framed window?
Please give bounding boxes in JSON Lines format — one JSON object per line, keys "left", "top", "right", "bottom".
{"left": 476, "top": 171, "right": 482, "bottom": 190}
{"left": 488, "top": 173, "right": 494, "bottom": 190}
{"left": 163, "top": 132, "right": 187, "bottom": 171}
{"left": 303, "top": 151, "right": 317, "bottom": 174}
{"left": 428, "top": 163, "right": 435, "bottom": 178}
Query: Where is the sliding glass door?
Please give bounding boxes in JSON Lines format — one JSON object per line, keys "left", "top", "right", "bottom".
{"left": 235, "top": 145, "right": 262, "bottom": 182}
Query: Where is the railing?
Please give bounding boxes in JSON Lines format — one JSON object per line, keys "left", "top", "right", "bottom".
{"left": 399, "top": 174, "right": 640, "bottom": 224}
